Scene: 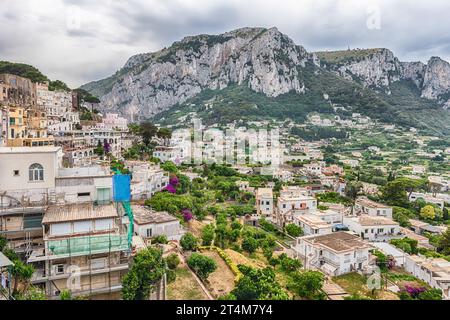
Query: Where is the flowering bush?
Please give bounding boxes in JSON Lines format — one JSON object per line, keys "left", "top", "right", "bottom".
{"left": 169, "top": 175, "right": 179, "bottom": 186}
{"left": 164, "top": 184, "right": 177, "bottom": 194}
{"left": 182, "top": 209, "right": 193, "bottom": 222}
{"left": 163, "top": 175, "right": 180, "bottom": 194}
{"left": 402, "top": 285, "right": 426, "bottom": 299}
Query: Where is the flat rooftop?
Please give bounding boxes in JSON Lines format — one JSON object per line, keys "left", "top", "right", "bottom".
{"left": 256, "top": 188, "right": 273, "bottom": 198}
{"left": 132, "top": 205, "right": 178, "bottom": 225}
{"left": 0, "top": 146, "right": 61, "bottom": 154}
{"left": 295, "top": 215, "right": 330, "bottom": 229}
{"left": 57, "top": 166, "right": 111, "bottom": 178}
{"left": 43, "top": 203, "right": 118, "bottom": 224}
{"left": 303, "top": 232, "right": 372, "bottom": 253}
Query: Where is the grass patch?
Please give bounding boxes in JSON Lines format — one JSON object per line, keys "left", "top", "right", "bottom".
{"left": 167, "top": 267, "right": 209, "bottom": 300}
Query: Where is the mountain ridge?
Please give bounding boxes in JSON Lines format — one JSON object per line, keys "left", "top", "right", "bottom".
{"left": 80, "top": 27, "right": 450, "bottom": 134}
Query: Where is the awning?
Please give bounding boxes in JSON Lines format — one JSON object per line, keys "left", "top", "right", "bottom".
{"left": 0, "top": 252, "right": 14, "bottom": 268}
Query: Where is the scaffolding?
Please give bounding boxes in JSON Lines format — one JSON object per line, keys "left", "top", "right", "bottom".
{"left": 46, "top": 234, "right": 129, "bottom": 258}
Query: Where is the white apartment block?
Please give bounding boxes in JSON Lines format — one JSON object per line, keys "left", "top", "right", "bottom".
{"left": 295, "top": 232, "right": 372, "bottom": 276}
{"left": 276, "top": 191, "right": 317, "bottom": 226}
{"left": 27, "top": 203, "right": 129, "bottom": 299}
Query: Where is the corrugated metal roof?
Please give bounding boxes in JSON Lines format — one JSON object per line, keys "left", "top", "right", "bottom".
{"left": 43, "top": 203, "right": 118, "bottom": 224}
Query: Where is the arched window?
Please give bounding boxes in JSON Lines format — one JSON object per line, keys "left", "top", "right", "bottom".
{"left": 29, "top": 163, "right": 44, "bottom": 182}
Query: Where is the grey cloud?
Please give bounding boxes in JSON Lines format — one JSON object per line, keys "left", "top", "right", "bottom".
{"left": 2, "top": 0, "right": 450, "bottom": 87}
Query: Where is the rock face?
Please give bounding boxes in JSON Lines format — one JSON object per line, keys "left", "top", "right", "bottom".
{"left": 421, "top": 57, "right": 450, "bottom": 101}
{"left": 319, "top": 49, "right": 401, "bottom": 92}
{"left": 318, "top": 49, "right": 450, "bottom": 105}
{"left": 82, "top": 27, "right": 319, "bottom": 120}
{"left": 82, "top": 27, "right": 450, "bottom": 119}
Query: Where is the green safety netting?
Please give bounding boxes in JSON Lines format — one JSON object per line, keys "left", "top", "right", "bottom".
{"left": 47, "top": 234, "right": 129, "bottom": 256}
{"left": 121, "top": 201, "right": 134, "bottom": 246}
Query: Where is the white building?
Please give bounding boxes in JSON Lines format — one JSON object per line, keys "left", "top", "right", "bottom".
{"left": 276, "top": 191, "right": 317, "bottom": 226}
{"left": 294, "top": 215, "right": 332, "bottom": 236}
{"left": 312, "top": 209, "right": 343, "bottom": 227}
{"left": 255, "top": 188, "right": 274, "bottom": 219}
{"left": 405, "top": 256, "right": 450, "bottom": 300}
{"left": 0, "top": 146, "right": 63, "bottom": 204}
{"left": 354, "top": 197, "right": 393, "bottom": 219}
{"left": 132, "top": 205, "right": 182, "bottom": 241}
{"left": 125, "top": 161, "right": 169, "bottom": 200}
{"left": 343, "top": 216, "right": 402, "bottom": 242}
{"left": 295, "top": 232, "right": 372, "bottom": 276}
{"left": 371, "top": 242, "right": 407, "bottom": 267}
{"left": 409, "top": 192, "right": 446, "bottom": 210}
{"left": 55, "top": 166, "right": 113, "bottom": 205}
{"left": 96, "top": 113, "right": 128, "bottom": 131}
{"left": 304, "top": 162, "right": 325, "bottom": 176}
{"left": 153, "top": 146, "right": 186, "bottom": 165}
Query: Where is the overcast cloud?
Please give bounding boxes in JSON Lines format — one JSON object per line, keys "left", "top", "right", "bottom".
{"left": 1, "top": 0, "right": 450, "bottom": 88}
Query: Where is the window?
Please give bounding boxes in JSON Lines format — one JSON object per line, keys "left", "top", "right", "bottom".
{"left": 13, "top": 170, "right": 19, "bottom": 176}
{"left": 146, "top": 228, "right": 152, "bottom": 237}
{"left": 29, "top": 163, "right": 44, "bottom": 181}
{"left": 55, "top": 264, "right": 64, "bottom": 275}
{"left": 77, "top": 192, "right": 91, "bottom": 197}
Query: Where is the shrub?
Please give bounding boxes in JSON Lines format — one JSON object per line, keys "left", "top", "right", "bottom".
{"left": 180, "top": 233, "right": 198, "bottom": 251}
{"left": 153, "top": 235, "right": 168, "bottom": 244}
{"left": 285, "top": 224, "right": 304, "bottom": 237}
{"left": 241, "top": 236, "right": 259, "bottom": 254}
{"left": 166, "top": 253, "right": 180, "bottom": 270}
{"left": 187, "top": 253, "right": 217, "bottom": 280}
{"left": 166, "top": 269, "right": 177, "bottom": 284}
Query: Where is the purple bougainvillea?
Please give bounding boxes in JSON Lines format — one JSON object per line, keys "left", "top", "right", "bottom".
{"left": 163, "top": 174, "right": 179, "bottom": 194}
{"left": 182, "top": 209, "right": 193, "bottom": 222}
{"left": 169, "top": 175, "right": 179, "bottom": 187}
{"left": 404, "top": 285, "right": 426, "bottom": 298}
{"left": 103, "top": 140, "right": 111, "bottom": 154}
{"left": 164, "top": 184, "right": 177, "bottom": 194}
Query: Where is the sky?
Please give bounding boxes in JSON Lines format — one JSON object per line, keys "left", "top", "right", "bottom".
{"left": 2, "top": 0, "right": 450, "bottom": 88}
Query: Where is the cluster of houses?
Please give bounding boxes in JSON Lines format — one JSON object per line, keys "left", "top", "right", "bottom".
{"left": 0, "top": 73, "right": 133, "bottom": 167}
{"left": 251, "top": 183, "right": 450, "bottom": 299}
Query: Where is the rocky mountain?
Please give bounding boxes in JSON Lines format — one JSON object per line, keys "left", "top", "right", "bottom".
{"left": 82, "top": 27, "right": 322, "bottom": 119}
{"left": 317, "top": 49, "right": 450, "bottom": 108}
{"left": 81, "top": 27, "right": 450, "bottom": 134}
